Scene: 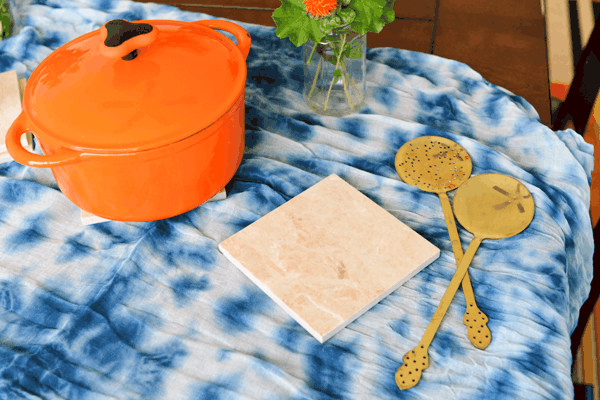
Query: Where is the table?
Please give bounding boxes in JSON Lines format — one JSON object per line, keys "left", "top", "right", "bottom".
{"left": 0, "top": 0, "right": 592, "bottom": 398}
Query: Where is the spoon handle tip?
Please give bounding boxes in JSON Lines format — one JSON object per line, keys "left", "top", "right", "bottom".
{"left": 395, "top": 346, "right": 429, "bottom": 390}
{"left": 464, "top": 305, "right": 491, "bottom": 349}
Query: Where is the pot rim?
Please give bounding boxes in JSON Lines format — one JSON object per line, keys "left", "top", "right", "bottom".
{"left": 6, "top": 93, "right": 245, "bottom": 169}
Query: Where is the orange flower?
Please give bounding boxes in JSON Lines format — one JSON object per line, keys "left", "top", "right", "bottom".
{"left": 303, "top": 0, "right": 338, "bottom": 18}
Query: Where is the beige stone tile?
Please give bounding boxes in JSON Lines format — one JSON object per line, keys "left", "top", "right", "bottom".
{"left": 219, "top": 174, "right": 440, "bottom": 343}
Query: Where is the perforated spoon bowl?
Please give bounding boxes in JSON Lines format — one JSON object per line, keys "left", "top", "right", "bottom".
{"left": 395, "top": 136, "right": 490, "bottom": 349}
{"left": 395, "top": 173, "right": 535, "bottom": 390}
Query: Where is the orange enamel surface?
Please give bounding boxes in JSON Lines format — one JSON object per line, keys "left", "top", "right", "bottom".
{"left": 5, "top": 19, "right": 251, "bottom": 221}
{"left": 43, "top": 94, "right": 246, "bottom": 222}
{"left": 23, "top": 20, "right": 247, "bottom": 153}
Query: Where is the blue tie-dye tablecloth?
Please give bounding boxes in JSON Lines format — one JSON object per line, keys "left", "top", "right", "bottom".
{"left": 0, "top": 0, "right": 595, "bottom": 398}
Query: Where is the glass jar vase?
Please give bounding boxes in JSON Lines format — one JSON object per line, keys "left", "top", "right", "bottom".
{"left": 303, "top": 29, "right": 367, "bottom": 117}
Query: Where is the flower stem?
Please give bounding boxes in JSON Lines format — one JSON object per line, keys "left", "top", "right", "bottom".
{"left": 308, "top": 57, "right": 322, "bottom": 101}
{"left": 324, "top": 33, "right": 346, "bottom": 111}
{"left": 351, "top": 77, "right": 363, "bottom": 102}
{"left": 341, "top": 60, "right": 354, "bottom": 109}
{"left": 306, "top": 42, "right": 318, "bottom": 66}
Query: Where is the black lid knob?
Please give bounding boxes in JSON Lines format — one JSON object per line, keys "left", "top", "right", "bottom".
{"left": 103, "top": 19, "right": 155, "bottom": 61}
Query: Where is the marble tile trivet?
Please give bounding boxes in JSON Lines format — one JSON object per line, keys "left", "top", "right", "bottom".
{"left": 219, "top": 174, "right": 440, "bottom": 343}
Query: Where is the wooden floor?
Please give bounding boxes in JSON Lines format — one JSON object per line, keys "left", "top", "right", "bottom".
{"left": 136, "top": 0, "right": 553, "bottom": 126}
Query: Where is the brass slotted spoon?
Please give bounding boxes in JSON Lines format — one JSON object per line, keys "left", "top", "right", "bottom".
{"left": 395, "top": 173, "right": 535, "bottom": 390}
{"left": 395, "top": 136, "right": 490, "bottom": 350}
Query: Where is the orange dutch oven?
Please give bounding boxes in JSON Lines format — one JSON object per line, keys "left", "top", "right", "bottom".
{"left": 5, "top": 19, "right": 251, "bottom": 222}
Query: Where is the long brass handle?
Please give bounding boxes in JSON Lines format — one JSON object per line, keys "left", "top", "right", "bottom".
{"left": 438, "top": 192, "right": 491, "bottom": 349}
{"left": 396, "top": 236, "right": 483, "bottom": 390}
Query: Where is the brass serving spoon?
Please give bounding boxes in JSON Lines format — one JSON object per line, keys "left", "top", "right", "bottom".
{"left": 395, "top": 136, "right": 490, "bottom": 350}
{"left": 395, "top": 173, "right": 535, "bottom": 390}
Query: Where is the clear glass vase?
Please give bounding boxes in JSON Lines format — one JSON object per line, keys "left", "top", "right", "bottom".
{"left": 303, "top": 29, "right": 367, "bottom": 117}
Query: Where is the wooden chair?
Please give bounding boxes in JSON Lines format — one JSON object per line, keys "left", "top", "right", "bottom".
{"left": 552, "top": 12, "right": 600, "bottom": 135}
{"left": 551, "top": 12, "right": 600, "bottom": 396}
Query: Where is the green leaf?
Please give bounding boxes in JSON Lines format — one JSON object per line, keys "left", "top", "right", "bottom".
{"left": 371, "top": 15, "right": 386, "bottom": 33}
{"left": 347, "top": 43, "right": 362, "bottom": 58}
{"left": 271, "top": 0, "right": 397, "bottom": 45}
{"left": 382, "top": 6, "right": 395, "bottom": 23}
{"left": 333, "top": 69, "right": 342, "bottom": 78}
{"left": 348, "top": 0, "right": 386, "bottom": 34}
{"left": 337, "top": 8, "right": 356, "bottom": 25}
{"left": 286, "top": 0, "right": 310, "bottom": 8}
{"left": 319, "top": 14, "right": 338, "bottom": 34}
{"left": 333, "top": 39, "right": 346, "bottom": 58}
{"left": 308, "top": 20, "right": 327, "bottom": 44}
{"left": 0, "top": 2, "right": 9, "bottom": 17}
{"left": 348, "top": 22, "right": 365, "bottom": 35}
{"left": 0, "top": 1, "right": 10, "bottom": 39}
{"left": 340, "top": 38, "right": 361, "bottom": 59}
{"left": 272, "top": 2, "right": 325, "bottom": 46}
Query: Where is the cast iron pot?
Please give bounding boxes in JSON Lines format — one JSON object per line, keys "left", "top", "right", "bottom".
{"left": 6, "top": 18, "right": 251, "bottom": 222}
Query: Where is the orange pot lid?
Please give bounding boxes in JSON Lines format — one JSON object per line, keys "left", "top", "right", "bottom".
{"left": 23, "top": 19, "right": 248, "bottom": 153}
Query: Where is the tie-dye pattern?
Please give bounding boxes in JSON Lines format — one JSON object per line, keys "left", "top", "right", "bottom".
{"left": 0, "top": 0, "right": 595, "bottom": 398}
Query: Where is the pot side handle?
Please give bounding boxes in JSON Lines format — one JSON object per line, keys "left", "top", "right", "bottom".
{"left": 5, "top": 112, "right": 84, "bottom": 168}
{"left": 192, "top": 20, "right": 251, "bottom": 60}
